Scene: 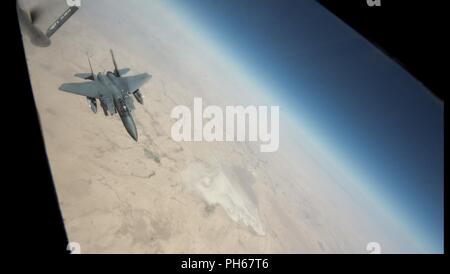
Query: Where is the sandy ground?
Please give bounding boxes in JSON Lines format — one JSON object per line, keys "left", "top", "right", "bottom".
{"left": 19, "top": 0, "right": 413, "bottom": 253}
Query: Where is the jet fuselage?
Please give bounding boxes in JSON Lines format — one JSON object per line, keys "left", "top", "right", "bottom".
{"left": 96, "top": 72, "right": 138, "bottom": 141}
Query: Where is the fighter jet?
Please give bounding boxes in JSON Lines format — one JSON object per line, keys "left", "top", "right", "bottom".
{"left": 59, "top": 50, "right": 151, "bottom": 141}
{"left": 17, "top": 1, "right": 79, "bottom": 47}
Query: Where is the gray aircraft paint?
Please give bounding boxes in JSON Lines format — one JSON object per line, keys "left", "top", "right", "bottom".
{"left": 59, "top": 50, "right": 152, "bottom": 141}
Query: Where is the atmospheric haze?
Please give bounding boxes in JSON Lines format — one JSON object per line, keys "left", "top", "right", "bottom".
{"left": 20, "top": 0, "right": 429, "bottom": 253}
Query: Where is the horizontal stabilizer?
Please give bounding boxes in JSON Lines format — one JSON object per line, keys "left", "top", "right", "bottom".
{"left": 75, "top": 73, "right": 95, "bottom": 81}
{"left": 118, "top": 68, "right": 131, "bottom": 76}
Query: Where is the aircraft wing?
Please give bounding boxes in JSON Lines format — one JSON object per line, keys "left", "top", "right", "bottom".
{"left": 119, "top": 73, "right": 152, "bottom": 93}
{"left": 59, "top": 81, "right": 101, "bottom": 98}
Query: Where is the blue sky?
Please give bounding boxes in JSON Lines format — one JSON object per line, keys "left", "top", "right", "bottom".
{"left": 165, "top": 0, "right": 444, "bottom": 252}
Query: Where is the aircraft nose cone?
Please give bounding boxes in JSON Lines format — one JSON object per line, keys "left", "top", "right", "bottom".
{"left": 122, "top": 115, "right": 138, "bottom": 142}
{"left": 129, "top": 127, "right": 138, "bottom": 142}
